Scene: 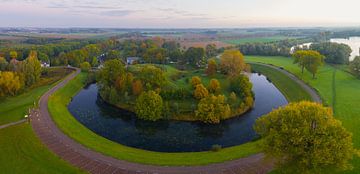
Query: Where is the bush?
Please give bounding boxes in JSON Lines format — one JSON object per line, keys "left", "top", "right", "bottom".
{"left": 191, "top": 76, "right": 202, "bottom": 88}
{"left": 193, "top": 84, "right": 209, "bottom": 100}
{"left": 211, "top": 144, "right": 222, "bottom": 152}
{"left": 80, "top": 62, "right": 91, "bottom": 72}
{"left": 135, "top": 90, "right": 163, "bottom": 121}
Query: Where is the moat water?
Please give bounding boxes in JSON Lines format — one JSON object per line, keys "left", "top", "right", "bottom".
{"left": 68, "top": 73, "right": 287, "bottom": 152}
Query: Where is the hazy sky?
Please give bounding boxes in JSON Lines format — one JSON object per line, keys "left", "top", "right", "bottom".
{"left": 1, "top": 0, "right": 360, "bottom": 28}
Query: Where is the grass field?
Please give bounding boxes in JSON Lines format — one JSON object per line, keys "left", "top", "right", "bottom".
{"left": 0, "top": 68, "right": 72, "bottom": 125}
{"left": 0, "top": 123, "right": 83, "bottom": 174}
{"left": 245, "top": 56, "right": 360, "bottom": 173}
{"left": 224, "top": 36, "right": 294, "bottom": 45}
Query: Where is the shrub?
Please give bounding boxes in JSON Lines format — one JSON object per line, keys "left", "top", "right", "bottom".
{"left": 135, "top": 90, "right": 163, "bottom": 121}
{"left": 211, "top": 144, "right": 222, "bottom": 152}
{"left": 191, "top": 76, "right": 202, "bottom": 88}
{"left": 193, "top": 84, "right": 209, "bottom": 100}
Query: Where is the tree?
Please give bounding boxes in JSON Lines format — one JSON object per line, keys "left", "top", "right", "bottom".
{"left": 91, "top": 57, "right": 99, "bottom": 67}
{"left": 220, "top": 50, "right": 246, "bottom": 76}
{"left": 229, "top": 92, "right": 237, "bottom": 104}
{"left": 106, "top": 50, "right": 121, "bottom": 60}
{"left": 9, "top": 51, "right": 18, "bottom": 60}
{"left": 206, "top": 44, "right": 217, "bottom": 58}
{"left": 193, "top": 84, "right": 209, "bottom": 100}
{"left": 195, "top": 94, "right": 231, "bottom": 124}
{"left": 254, "top": 101, "right": 358, "bottom": 173}
{"left": 97, "top": 59, "right": 125, "bottom": 88}
{"left": 206, "top": 59, "right": 217, "bottom": 76}
{"left": 80, "top": 62, "right": 91, "bottom": 72}
{"left": 191, "top": 76, "right": 202, "bottom": 88}
{"left": 135, "top": 90, "right": 163, "bottom": 121}
{"left": 184, "top": 47, "right": 205, "bottom": 67}
{"left": 0, "top": 57, "right": 8, "bottom": 71}
{"left": 132, "top": 80, "right": 143, "bottom": 96}
{"left": 350, "top": 56, "right": 360, "bottom": 77}
{"left": 0, "top": 71, "right": 23, "bottom": 97}
{"left": 23, "top": 51, "right": 41, "bottom": 86}
{"left": 293, "top": 50, "right": 324, "bottom": 78}
{"left": 208, "top": 79, "right": 221, "bottom": 94}
{"left": 229, "top": 74, "right": 252, "bottom": 98}
{"left": 138, "top": 65, "right": 166, "bottom": 90}
{"left": 311, "top": 42, "right": 351, "bottom": 64}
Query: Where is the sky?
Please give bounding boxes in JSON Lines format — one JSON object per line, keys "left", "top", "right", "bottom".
{"left": 1, "top": 0, "right": 360, "bottom": 28}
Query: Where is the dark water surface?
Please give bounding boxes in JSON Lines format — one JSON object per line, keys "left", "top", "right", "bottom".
{"left": 68, "top": 73, "right": 287, "bottom": 152}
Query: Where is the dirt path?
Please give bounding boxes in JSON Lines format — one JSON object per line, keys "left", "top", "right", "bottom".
{"left": 250, "top": 62, "right": 322, "bottom": 103}
{"left": 30, "top": 68, "right": 274, "bottom": 174}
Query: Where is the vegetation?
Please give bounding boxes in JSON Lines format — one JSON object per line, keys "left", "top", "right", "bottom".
{"left": 293, "top": 50, "right": 325, "bottom": 78}
{"left": 48, "top": 72, "right": 262, "bottom": 166}
{"left": 310, "top": 42, "right": 352, "bottom": 64}
{"left": 0, "top": 123, "right": 83, "bottom": 174}
{"left": 193, "top": 84, "right": 209, "bottom": 100}
{"left": 80, "top": 62, "right": 91, "bottom": 72}
{"left": 255, "top": 101, "right": 358, "bottom": 173}
{"left": 350, "top": 56, "right": 360, "bottom": 77}
{"left": 220, "top": 50, "right": 246, "bottom": 76}
{"left": 135, "top": 90, "right": 164, "bottom": 121}
{"left": 246, "top": 56, "right": 360, "bottom": 173}
{"left": 195, "top": 94, "right": 231, "bottom": 124}
{"left": 224, "top": 36, "right": 294, "bottom": 45}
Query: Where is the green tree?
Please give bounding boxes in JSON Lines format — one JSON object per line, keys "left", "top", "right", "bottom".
{"left": 193, "top": 84, "right": 209, "bottom": 100}
{"left": 195, "top": 94, "right": 231, "bottom": 124}
{"left": 220, "top": 50, "right": 246, "bottom": 76}
{"left": 138, "top": 65, "right": 166, "bottom": 90}
{"left": 229, "top": 74, "right": 252, "bottom": 98}
{"left": 350, "top": 56, "right": 360, "bottom": 77}
{"left": 135, "top": 90, "right": 163, "bottom": 121}
{"left": 254, "top": 101, "right": 358, "bottom": 173}
{"left": 80, "top": 62, "right": 91, "bottom": 72}
{"left": 311, "top": 42, "right": 352, "bottom": 64}
{"left": 0, "top": 57, "right": 8, "bottom": 71}
{"left": 206, "top": 44, "right": 217, "bottom": 58}
{"left": 293, "top": 50, "right": 324, "bottom": 77}
{"left": 23, "top": 51, "right": 41, "bottom": 86}
{"left": 97, "top": 59, "right": 125, "bottom": 88}
{"left": 184, "top": 47, "right": 205, "bottom": 67}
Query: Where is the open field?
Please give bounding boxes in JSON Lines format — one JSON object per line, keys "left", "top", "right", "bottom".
{"left": 245, "top": 56, "right": 360, "bottom": 173}
{"left": 224, "top": 36, "right": 294, "bottom": 45}
{"left": 0, "top": 68, "right": 72, "bottom": 125}
{"left": 0, "top": 123, "right": 83, "bottom": 174}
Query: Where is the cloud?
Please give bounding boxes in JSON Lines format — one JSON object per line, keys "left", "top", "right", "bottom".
{"left": 100, "top": 10, "right": 134, "bottom": 17}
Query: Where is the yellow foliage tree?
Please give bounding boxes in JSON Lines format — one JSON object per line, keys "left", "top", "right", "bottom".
{"left": 132, "top": 80, "right": 143, "bottom": 96}
{"left": 195, "top": 94, "right": 231, "bottom": 124}
{"left": 220, "top": 50, "right": 246, "bottom": 76}
{"left": 0, "top": 71, "right": 23, "bottom": 97}
{"left": 206, "top": 59, "right": 217, "bottom": 76}
{"left": 190, "top": 76, "right": 202, "bottom": 88}
{"left": 208, "top": 79, "right": 221, "bottom": 94}
{"left": 193, "top": 84, "right": 209, "bottom": 100}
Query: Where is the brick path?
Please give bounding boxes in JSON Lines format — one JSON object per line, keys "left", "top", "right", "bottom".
{"left": 31, "top": 68, "right": 274, "bottom": 174}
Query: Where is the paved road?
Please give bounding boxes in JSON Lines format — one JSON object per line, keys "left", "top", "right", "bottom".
{"left": 250, "top": 62, "right": 322, "bottom": 103}
{"left": 31, "top": 68, "right": 274, "bottom": 174}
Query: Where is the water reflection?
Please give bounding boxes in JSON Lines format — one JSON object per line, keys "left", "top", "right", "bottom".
{"left": 68, "top": 73, "right": 288, "bottom": 152}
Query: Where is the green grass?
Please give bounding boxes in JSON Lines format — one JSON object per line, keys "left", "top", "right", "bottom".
{"left": 245, "top": 56, "right": 360, "bottom": 173}
{"left": 250, "top": 63, "right": 312, "bottom": 102}
{"left": 0, "top": 68, "right": 72, "bottom": 125}
{"left": 48, "top": 72, "right": 262, "bottom": 166}
{"left": 0, "top": 123, "right": 83, "bottom": 174}
{"left": 224, "top": 36, "right": 294, "bottom": 45}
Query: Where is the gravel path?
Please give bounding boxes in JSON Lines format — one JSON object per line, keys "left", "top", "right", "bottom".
{"left": 30, "top": 68, "right": 274, "bottom": 174}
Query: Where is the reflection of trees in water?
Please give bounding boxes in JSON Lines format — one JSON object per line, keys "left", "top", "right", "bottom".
{"left": 134, "top": 119, "right": 169, "bottom": 136}
{"left": 95, "top": 95, "right": 133, "bottom": 122}
{"left": 195, "top": 122, "right": 230, "bottom": 139}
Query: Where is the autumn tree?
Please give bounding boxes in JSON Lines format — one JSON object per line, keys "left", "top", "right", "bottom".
{"left": 115, "top": 72, "right": 133, "bottom": 94}
{"left": 229, "top": 74, "right": 253, "bottom": 98}
{"left": 195, "top": 94, "right": 231, "bottom": 124}
{"left": 193, "top": 84, "right": 209, "bottom": 100}
{"left": 9, "top": 51, "right": 18, "bottom": 60}
{"left": 293, "top": 50, "right": 324, "bottom": 78}
{"left": 254, "top": 101, "right": 358, "bottom": 173}
{"left": 0, "top": 57, "right": 8, "bottom": 71}
{"left": 191, "top": 76, "right": 202, "bottom": 88}
{"left": 220, "top": 50, "right": 246, "bottom": 76}
{"left": 97, "top": 59, "right": 125, "bottom": 101}
{"left": 132, "top": 80, "right": 143, "bottom": 96}
{"left": 208, "top": 79, "right": 221, "bottom": 94}
{"left": 206, "top": 59, "right": 217, "bottom": 76}
{"left": 80, "top": 62, "right": 91, "bottom": 72}
{"left": 135, "top": 90, "right": 163, "bottom": 121}
{"left": 0, "top": 71, "right": 23, "bottom": 97}
{"left": 206, "top": 44, "right": 217, "bottom": 58}
{"left": 350, "top": 56, "right": 360, "bottom": 77}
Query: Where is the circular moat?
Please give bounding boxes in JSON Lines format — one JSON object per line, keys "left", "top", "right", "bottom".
{"left": 68, "top": 73, "right": 288, "bottom": 152}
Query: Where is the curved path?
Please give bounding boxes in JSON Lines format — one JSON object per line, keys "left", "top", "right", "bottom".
{"left": 250, "top": 62, "right": 322, "bottom": 103}
{"left": 30, "top": 68, "right": 274, "bottom": 174}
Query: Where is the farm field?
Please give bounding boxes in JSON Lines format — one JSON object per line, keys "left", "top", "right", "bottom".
{"left": 224, "top": 36, "right": 295, "bottom": 45}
